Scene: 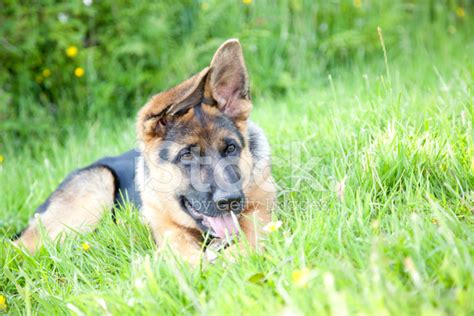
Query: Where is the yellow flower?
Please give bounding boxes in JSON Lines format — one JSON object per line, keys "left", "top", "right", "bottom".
{"left": 291, "top": 268, "right": 312, "bottom": 288}
{"left": 354, "top": 0, "right": 361, "bottom": 8}
{"left": 0, "top": 155, "right": 4, "bottom": 163}
{"left": 81, "top": 242, "right": 91, "bottom": 251}
{"left": 0, "top": 294, "right": 7, "bottom": 312}
{"left": 66, "top": 46, "right": 78, "bottom": 58}
{"left": 42, "top": 68, "right": 51, "bottom": 78}
{"left": 456, "top": 7, "right": 465, "bottom": 18}
{"left": 371, "top": 219, "right": 380, "bottom": 229}
{"left": 74, "top": 67, "right": 85, "bottom": 78}
{"left": 263, "top": 220, "right": 282, "bottom": 233}
{"left": 242, "top": 0, "right": 252, "bottom": 5}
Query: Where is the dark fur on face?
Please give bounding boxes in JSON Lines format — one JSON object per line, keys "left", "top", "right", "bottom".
{"left": 147, "top": 103, "right": 250, "bottom": 236}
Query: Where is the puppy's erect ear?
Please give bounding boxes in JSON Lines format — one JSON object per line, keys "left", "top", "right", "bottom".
{"left": 206, "top": 39, "right": 252, "bottom": 121}
{"left": 137, "top": 67, "right": 210, "bottom": 142}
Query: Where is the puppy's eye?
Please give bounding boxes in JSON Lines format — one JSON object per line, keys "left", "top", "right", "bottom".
{"left": 179, "top": 150, "right": 193, "bottom": 161}
{"left": 224, "top": 144, "right": 236, "bottom": 155}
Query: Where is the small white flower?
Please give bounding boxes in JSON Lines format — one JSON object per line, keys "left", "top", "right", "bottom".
{"left": 134, "top": 278, "right": 144, "bottom": 289}
{"left": 83, "top": 0, "right": 93, "bottom": 6}
{"left": 58, "top": 13, "right": 69, "bottom": 23}
{"left": 319, "top": 23, "right": 328, "bottom": 32}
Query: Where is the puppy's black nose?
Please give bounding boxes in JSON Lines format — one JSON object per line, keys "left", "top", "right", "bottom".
{"left": 213, "top": 190, "right": 244, "bottom": 213}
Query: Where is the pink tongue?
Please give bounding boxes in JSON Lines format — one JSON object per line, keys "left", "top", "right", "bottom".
{"left": 205, "top": 214, "right": 239, "bottom": 238}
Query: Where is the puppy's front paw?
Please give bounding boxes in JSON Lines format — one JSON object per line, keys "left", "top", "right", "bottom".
{"left": 180, "top": 247, "right": 205, "bottom": 267}
{"left": 204, "top": 237, "right": 242, "bottom": 263}
{"left": 204, "top": 238, "right": 228, "bottom": 264}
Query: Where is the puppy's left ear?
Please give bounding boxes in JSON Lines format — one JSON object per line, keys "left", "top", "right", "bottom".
{"left": 207, "top": 39, "right": 251, "bottom": 121}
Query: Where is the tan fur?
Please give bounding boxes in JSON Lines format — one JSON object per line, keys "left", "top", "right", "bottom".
{"left": 205, "top": 39, "right": 252, "bottom": 121}
{"left": 137, "top": 67, "right": 210, "bottom": 143}
{"left": 15, "top": 167, "right": 115, "bottom": 253}
{"left": 224, "top": 150, "right": 276, "bottom": 257}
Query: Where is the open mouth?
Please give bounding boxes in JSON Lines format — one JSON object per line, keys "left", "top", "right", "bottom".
{"left": 181, "top": 197, "right": 240, "bottom": 239}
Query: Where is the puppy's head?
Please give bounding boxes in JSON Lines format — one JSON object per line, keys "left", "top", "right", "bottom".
{"left": 137, "top": 39, "right": 253, "bottom": 238}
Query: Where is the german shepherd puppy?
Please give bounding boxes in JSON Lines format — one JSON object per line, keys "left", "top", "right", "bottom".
{"left": 14, "top": 39, "right": 276, "bottom": 264}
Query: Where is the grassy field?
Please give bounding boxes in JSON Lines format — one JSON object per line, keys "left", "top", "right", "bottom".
{"left": 1, "top": 2, "right": 474, "bottom": 315}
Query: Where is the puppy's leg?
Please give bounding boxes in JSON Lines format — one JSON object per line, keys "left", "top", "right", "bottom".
{"left": 161, "top": 226, "right": 204, "bottom": 265}
{"left": 144, "top": 214, "right": 203, "bottom": 265}
{"left": 240, "top": 206, "right": 272, "bottom": 248}
{"left": 15, "top": 166, "right": 115, "bottom": 253}
{"left": 222, "top": 179, "right": 276, "bottom": 258}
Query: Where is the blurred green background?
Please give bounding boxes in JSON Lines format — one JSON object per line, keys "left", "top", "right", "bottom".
{"left": 1, "top": 0, "right": 472, "bottom": 147}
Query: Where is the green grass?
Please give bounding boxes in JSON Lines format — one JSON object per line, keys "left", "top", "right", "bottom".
{"left": 1, "top": 18, "right": 474, "bottom": 316}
